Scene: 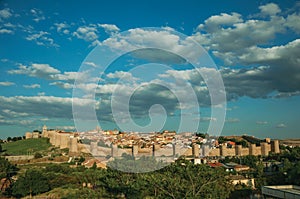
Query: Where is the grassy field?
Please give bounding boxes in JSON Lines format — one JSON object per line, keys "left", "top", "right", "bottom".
{"left": 1, "top": 138, "right": 51, "bottom": 155}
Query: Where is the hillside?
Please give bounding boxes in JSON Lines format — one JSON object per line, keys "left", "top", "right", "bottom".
{"left": 1, "top": 138, "right": 51, "bottom": 156}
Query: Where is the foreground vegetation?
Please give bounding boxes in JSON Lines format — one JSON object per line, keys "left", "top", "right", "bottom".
{"left": 0, "top": 158, "right": 234, "bottom": 199}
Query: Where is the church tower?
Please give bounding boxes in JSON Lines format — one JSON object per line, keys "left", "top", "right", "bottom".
{"left": 42, "top": 125, "right": 48, "bottom": 137}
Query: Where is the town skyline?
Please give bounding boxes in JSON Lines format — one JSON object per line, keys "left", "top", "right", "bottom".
{"left": 1, "top": 0, "right": 300, "bottom": 139}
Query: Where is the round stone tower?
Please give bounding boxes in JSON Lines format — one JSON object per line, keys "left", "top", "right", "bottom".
{"left": 192, "top": 143, "right": 200, "bottom": 158}
{"left": 271, "top": 140, "right": 280, "bottom": 154}
{"left": 261, "top": 142, "right": 269, "bottom": 156}
{"left": 235, "top": 145, "right": 242, "bottom": 156}
{"left": 132, "top": 145, "right": 139, "bottom": 157}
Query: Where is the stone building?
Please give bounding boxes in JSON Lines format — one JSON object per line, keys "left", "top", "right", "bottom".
{"left": 25, "top": 131, "right": 41, "bottom": 139}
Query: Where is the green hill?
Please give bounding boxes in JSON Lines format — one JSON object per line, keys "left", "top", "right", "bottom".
{"left": 1, "top": 138, "right": 51, "bottom": 156}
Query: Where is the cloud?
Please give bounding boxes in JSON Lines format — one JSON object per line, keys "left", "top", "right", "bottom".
{"left": 157, "top": 65, "right": 298, "bottom": 100}
{"left": 192, "top": 4, "right": 293, "bottom": 64}
{"left": 0, "top": 69, "right": 220, "bottom": 126}
{"left": 195, "top": 117, "right": 217, "bottom": 122}
{"left": 191, "top": 3, "right": 300, "bottom": 99}
{"left": 198, "top": 12, "right": 243, "bottom": 32}
{"left": 236, "top": 39, "right": 300, "bottom": 65}
{"left": 104, "top": 82, "right": 179, "bottom": 121}
{"left": 233, "top": 39, "right": 300, "bottom": 94}
{"left": 2, "top": 109, "right": 29, "bottom": 118}
{"left": 0, "top": 21, "right": 16, "bottom": 34}
{"left": 0, "top": 29, "right": 13, "bottom": 34}
{"left": 49, "top": 82, "right": 73, "bottom": 89}
{"left": 30, "top": 8, "right": 45, "bottom": 22}
{"left": 0, "top": 96, "right": 92, "bottom": 120}
{"left": 7, "top": 63, "right": 91, "bottom": 91}
{"left": 194, "top": 16, "right": 286, "bottom": 57}
{"left": 89, "top": 68, "right": 220, "bottom": 123}
{"left": 26, "top": 31, "right": 59, "bottom": 47}
{"left": 73, "top": 63, "right": 299, "bottom": 113}
{"left": 256, "top": 121, "right": 268, "bottom": 125}
{"left": 221, "top": 66, "right": 273, "bottom": 99}
{"left": 0, "top": 119, "right": 34, "bottom": 126}
{"left": 72, "top": 23, "right": 120, "bottom": 45}
{"left": 158, "top": 68, "right": 226, "bottom": 106}
{"left": 83, "top": 61, "right": 98, "bottom": 67}
{"left": 98, "top": 24, "right": 120, "bottom": 33}
{"left": 73, "top": 25, "right": 99, "bottom": 42}
{"left": 286, "top": 13, "right": 300, "bottom": 34}
{"left": 54, "top": 22, "right": 70, "bottom": 34}
{"left": 8, "top": 63, "right": 60, "bottom": 79}
{"left": 1, "top": 59, "right": 9, "bottom": 62}
{"left": 101, "top": 28, "right": 206, "bottom": 63}
{"left": 226, "top": 118, "right": 240, "bottom": 123}
{"left": 0, "top": 8, "right": 12, "bottom": 20}
{"left": 276, "top": 123, "right": 286, "bottom": 128}
{"left": 0, "top": 110, "right": 38, "bottom": 127}
{"left": 106, "top": 71, "right": 139, "bottom": 82}
{"left": 55, "top": 126, "right": 75, "bottom": 131}
{"left": 0, "top": 81, "right": 15, "bottom": 86}
{"left": 3, "top": 23, "right": 16, "bottom": 28}
{"left": 51, "top": 72, "right": 76, "bottom": 81}
{"left": 23, "top": 84, "right": 41, "bottom": 89}
{"left": 130, "top": 48, "right": 186, "bottom": 64}
{"left": 274, "top": 91, "right": 300, "bottom": 98}
{"left": 38, "top": 92, "right": 45, "bottom": 96}
{"left": 259, "top": 3, "right": 281, "bottom": 16}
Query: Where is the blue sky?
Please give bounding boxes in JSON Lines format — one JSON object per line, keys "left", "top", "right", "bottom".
{"left": 0, "top": 0, "right": 300, "bottom": 139}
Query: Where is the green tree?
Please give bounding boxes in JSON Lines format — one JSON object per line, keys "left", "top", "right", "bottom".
{"left": 102, "top": 168, "right": 148, "bottom": 198}
{"left": 145, "top": 159, "right": 233, "bottom": 199}
{"left": 195, "top": 132, "right": 207, "bottom": 138}
{"left": 107, "top": 155, "right": 166, "bottom": 173}
{"left": 241, "top": 155, "right": 258, "bottom": 168}
{"left": 0, "top": 157, "right": 18, "bottom": 193}
{"left": 254, "top": 162, "right": 266, "bottom": 189}
{"left": 12, "top": 169, "right": 50, "bottom": 197}
{"left": 229, "top": 184, "right": 253, "bottom": 199}
{"left": 287, "top": 161, "right": 300, "bottom": 185}
{"left": 280, "top": 146, "right": 300, "bottom": 162}
{"left": 78, "top": 156, "right": 85, "bottom": 165}
{"left": 91, "top": 162, "right": 97, "bottom": 170}
{"left": 236, "top": 140, "right": 248, "bottom": 147}
{"left": 218, "top": 136, "right": 226, "bottom": 144}
{"left": 34, "top": 152, "right": 43, "bottom": 159}
{"left": 45, "top": 163, "right": 73, "bottom": 174}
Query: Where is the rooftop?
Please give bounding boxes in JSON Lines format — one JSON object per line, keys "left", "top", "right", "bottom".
{"left": 262, "top": 185, "right": 300, "bottom": 198}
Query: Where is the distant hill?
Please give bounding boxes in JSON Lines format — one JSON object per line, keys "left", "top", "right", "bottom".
{"left": 280, "top": 139, "right": 300, "bottom": 147}
{"left": 241, "top": 135, "right": 262, "bottom": 145}
{"left": 1, "top": 138, "right": 51, "bottom": 156}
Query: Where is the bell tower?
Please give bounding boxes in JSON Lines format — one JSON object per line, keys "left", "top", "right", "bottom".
{"left": 42, "top": 125, "right": 48, "bottom": 137}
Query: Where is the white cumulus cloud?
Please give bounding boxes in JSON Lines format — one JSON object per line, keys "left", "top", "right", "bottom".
{"left": 0, "top": 81, "right": 15, "bottom": 86}
{"left": 23, "top": 84, "right": 41, "bottom": 89}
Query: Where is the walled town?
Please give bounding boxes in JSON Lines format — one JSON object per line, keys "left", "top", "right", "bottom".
{"left": 0, "top": 125, "right": 296, "bottom": 198}
{"left": 25, "top": 125, "right": 280, "bottom": 164}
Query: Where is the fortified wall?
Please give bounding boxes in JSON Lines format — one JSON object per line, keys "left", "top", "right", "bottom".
{"left": 88, "top": 139, "right": 280, "bottom": 159}
{"left": 203, "top": 140, "right": 280, "bottom": 157}
{"left": 25, "top": 125, "right": 80, "bottom": 155}
{"left": 26, "top": 127, "right": 280, "bottom": 158}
